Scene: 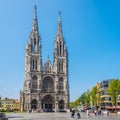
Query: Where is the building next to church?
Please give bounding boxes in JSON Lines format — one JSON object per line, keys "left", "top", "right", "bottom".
{"left": 0, "top": 98, "right": 20, "bottom": 111}
{"left": 20, "top": 6, "right": 69, "bottom": 112}
{"left": 99, "top": 79, "right": 120, "bottom": 111}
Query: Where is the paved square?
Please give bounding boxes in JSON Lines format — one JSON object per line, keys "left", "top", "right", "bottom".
{"left": 6, "top": 112, "right": 120, "bottom": 120}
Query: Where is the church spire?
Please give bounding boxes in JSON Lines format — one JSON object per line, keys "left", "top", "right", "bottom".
{"left": 54, "top": 12, "right": 67, "bottom": 57}
{"left": 57, "top": 11, "right": 63, "bottom": 36}
{"left": 32, "top": 5, "right": 39, "bottom": 32}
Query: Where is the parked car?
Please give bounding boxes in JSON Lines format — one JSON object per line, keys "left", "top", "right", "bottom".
{"left": 57, "top": 109, "right": 67, "bottom": 112}
{"left": 0, "top": 113, "right": 8, "bottom": 120}
{"left": 44, "top": 109, "right": 54, "bottom": 112}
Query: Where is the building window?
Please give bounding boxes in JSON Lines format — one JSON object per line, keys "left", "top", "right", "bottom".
{"left": 42, "top": 77, "right": 54, "bottom": 93}
{"left": 57, "top": 42, "right": 59, "bottom": 55}
{"left": 58, "top": 63, "right": 60, "bottom": 72}
{"left": 32, "top": 60, "right": 34, "bottom": 70}
{"left": 60, "top": 41, "right": 62, "bottom": 55}
{"left": 32, "top": 59, "right": 37, "bottom": 70}
{"left": 117, "top": 96, "right": 120, "bottom": 100}
{"left": 59, "top": 77, "right": 64, "bottom": 91}
{"left": 60, "top": 63, "right": 63, "bottom": 73}
{"left": 36, "top": 60, "right": 37, "bottom": 70}
{"left": 34, "top": 39, "right": 37, "bottom": 52}
{"left": 101, "top": 97, "right": 111, "bottom": 101}
{"left": 32, "top": 75, "right": 37, "bottom": 89}
{"left": 58, "top": 62, "right": 63, "bottom": 73}
{"left": 117, "top": 102, "right": 120, "bottom": 106}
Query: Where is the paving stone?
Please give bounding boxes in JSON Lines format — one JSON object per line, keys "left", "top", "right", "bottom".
{"left": 6, "top": 112, "right": 120, "bottom": 120}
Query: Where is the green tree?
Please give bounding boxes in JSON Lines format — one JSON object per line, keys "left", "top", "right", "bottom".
{"left": 70, "top": 102, "right": 76, "bottom": 108}
{"left": 79, "top": 94, "right": 85, "bottom": 104}
{"left": 108, "top": 79, "right": 120, "bottom": 112}
{"left": 80, "top": 90, "right": 91, "bottom": 107}
{"left": 90, "top": 85, "right": 100, "bottom": 107}
{"left": 85, "top": 89, "right": 91, "bottom": 107}
{"left": 75, "top": 97, "right": 81, "bottom": 106}
{"left": 70, "top": 97, "right": 81, "bottom": 109}
{"left": 90, "top": 86, "right": 98, "bottom": 106}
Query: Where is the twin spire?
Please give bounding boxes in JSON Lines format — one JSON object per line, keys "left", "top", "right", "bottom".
{"left": 32, "top": 5, "right": 63, "bottom": 37}
{"left": 57, "top": 11, "right": 63, "bottom": 36}
{"left": 32, "top": 5, "right": 38, "bottom": 32}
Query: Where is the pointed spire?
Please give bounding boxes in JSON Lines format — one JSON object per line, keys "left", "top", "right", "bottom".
{"left": 57, "top": 11, "right": 63, "bottom": 36}
{"left": 58, "top": 11, "right": 61, "bottom": 23}
{"left": 32, "top": 5, "right": 38, "bottom": 32}
{"left": 47, "top": 54, "right": 50, "bottom": 60}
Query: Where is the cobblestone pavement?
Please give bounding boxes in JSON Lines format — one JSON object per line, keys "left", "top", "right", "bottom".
{"left": 6, "top": 112, "right": 120, "bottom": 120}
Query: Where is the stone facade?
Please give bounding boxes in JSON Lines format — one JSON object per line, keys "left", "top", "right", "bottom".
{"left": 20, "top": 6, "right": 69, "bottom": 112}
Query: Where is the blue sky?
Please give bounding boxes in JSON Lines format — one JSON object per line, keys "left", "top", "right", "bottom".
{"left": 0, "top": 0, "right": 120, "bottom": 102}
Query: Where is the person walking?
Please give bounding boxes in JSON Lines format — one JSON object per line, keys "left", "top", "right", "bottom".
{"left": 107, "top": 110, "right": 110, "bottom": 116}
{"left": 93, "top": 110, "right": 97, "bottom": 116}
{"left": 86, "top": 109, "right": 89, "bottom": 117}
{"left": 77, "top": 112, "right": 81, "bottom": 119}
{"left": 71, "top": 110, "right": 75, "bottom": 118}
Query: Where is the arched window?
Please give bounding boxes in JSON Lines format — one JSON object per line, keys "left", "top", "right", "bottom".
{"left": 60, "top": 41, "right": 62, "bottom": 55}
{"left": 58, "top": 62, "right": 60, "bottom": 72}
{"left": 57, "top": 42, "right": 59, "bottom": 55}
{"left": 34, "top": 39, "right": 37, "bottom": 52}
{"left": 59, "top": 77, "right": 64, "bottom": 91}
{"left": 32, "top": 60, "right": 34, "bottom": 70}
{"left": 63, "top": 42, "right": 65, "bottom": 56}
{"left": 32, "top": 75, "right": 37, "bottom": 89}
{"left": 60, "top": 62, "right": 63, "bottom": 73}
{"left": 32, "top": 59, "right": 37, "bottom": 70}
{"left": 58, "top": 62, "right": 63, "bottom": 73}
{"left": 42, "top": 77, "right": 54, "bottom": 93}
{"left": 35, "top": 60, "right": 37, "bottom": 70}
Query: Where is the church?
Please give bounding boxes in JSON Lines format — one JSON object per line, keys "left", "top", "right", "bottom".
{"left": 20, "top": 6, "right": 70, "bottom": 112}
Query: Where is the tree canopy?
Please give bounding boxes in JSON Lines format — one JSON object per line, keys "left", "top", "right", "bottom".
{"left": 108, "top": 79, "right": 120, "bottom": 111}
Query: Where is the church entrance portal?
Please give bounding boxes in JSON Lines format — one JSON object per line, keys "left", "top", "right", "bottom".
{"left": 31, "top": 99, "right": 37, "bottom": 110}
{"left": 59, "top": 100, "right": 64, "bottom": 109}
{"left": 42, "top": 95, "right": 55, "bottom": 110}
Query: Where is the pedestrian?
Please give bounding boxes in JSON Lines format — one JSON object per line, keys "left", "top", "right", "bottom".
{"left": 71, "top": 110, "right": 75, "bottom": 118}
{"left": 86, "top": 109, "right": 89, "bottom": 117}
{"left": 93, "top": 110, "right": 97, "bottom": 116}
{"left": 77, "top": 112, "right": 81, "bottom": 119}
{"left": 107, "top": 110, "right": 110, "bottom": 116}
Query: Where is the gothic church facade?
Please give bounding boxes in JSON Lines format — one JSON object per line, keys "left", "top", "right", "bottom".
{"left": 20, "top": 6, "right": 69, "bottom": 112}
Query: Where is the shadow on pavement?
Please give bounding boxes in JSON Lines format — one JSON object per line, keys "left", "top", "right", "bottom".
{"left": 7, "top": 116, "right": 24, "bottom": 118}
